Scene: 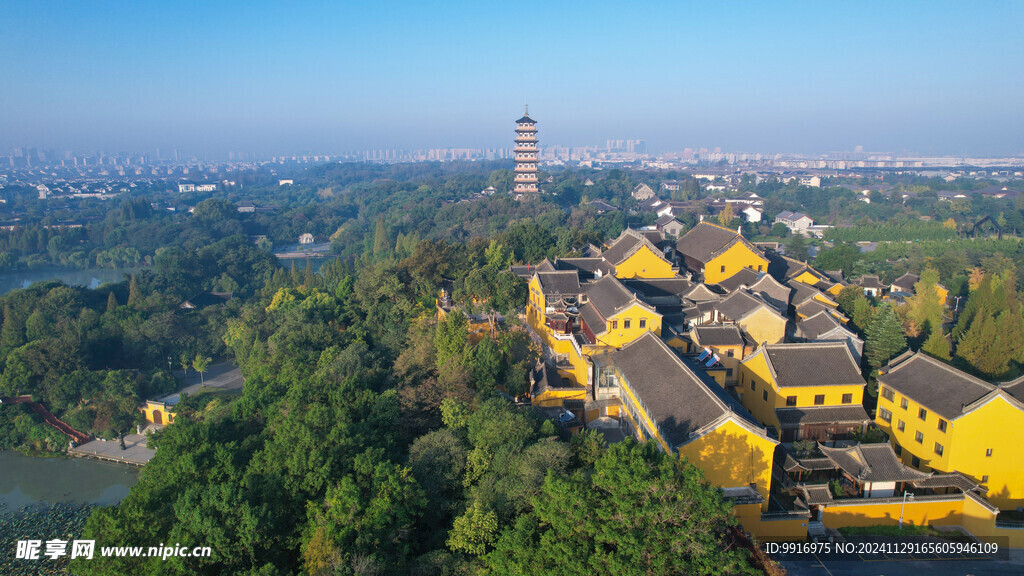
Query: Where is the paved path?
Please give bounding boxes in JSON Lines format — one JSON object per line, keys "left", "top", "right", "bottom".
{"left": 69, "top": 432, "right": 155, "bottom": 466}
{"left": 163, "top": 361, "right": 244, "bottom": 402}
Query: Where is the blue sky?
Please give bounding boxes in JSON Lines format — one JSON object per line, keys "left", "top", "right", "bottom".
{"left": 1, "top": 1, "right": 1022, "bottom": 156}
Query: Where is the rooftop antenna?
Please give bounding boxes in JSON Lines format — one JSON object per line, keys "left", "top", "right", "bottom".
{"left": 525, "top": 104, "right": 529, "bottom": 117}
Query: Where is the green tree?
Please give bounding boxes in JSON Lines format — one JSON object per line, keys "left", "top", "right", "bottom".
{"left": 434, "top": 312, "right": 469, "bottom": 367}
{"left": 469, "top": 338, "right": 504, "bottom": 392}
{"left": 372, "top": 215, "right": 390, "bottom": 259}
{"left": 1, "top": 304, "right": 25, "bottom": 354}
{"left": 865, "top": 303, "right": 907, "bottom": 369}
{"left": 447, "top": 501, "right": 498, "bottom": 555}
{"left": 127, "top": 275, "right": 142, "bottom": 308}
{"left": 106, "top": 291, "right": 119, "bottom": 314}
{"left": 921, "top": 329, "right": 951, "bottom": 361}
{"left": 906, "top": 267, "right": 944, "bottom": 335}
{"left": 484, "top": 440, "right": 756, "bottom": 575}
{"left": 192, "top": 354, "right": 211, "bottom": 385}
{"left": 786, "top": 233, "right": 809, "bottom": 262}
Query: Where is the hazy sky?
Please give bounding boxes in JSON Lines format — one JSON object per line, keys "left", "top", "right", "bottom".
{"left": 1, "top": 1, "right": 1022, "bottom": 156}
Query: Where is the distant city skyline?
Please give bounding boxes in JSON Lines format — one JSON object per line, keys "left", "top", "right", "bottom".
{"left": 1, "top": 1, "right": 1022, "bottom": 156}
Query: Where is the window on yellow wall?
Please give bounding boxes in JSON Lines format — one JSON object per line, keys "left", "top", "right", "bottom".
{"left": 611, "top": 320, "right": 617, "bottom": 330}
{"left": 937, "top": 419, "right": 947, "bottom": 432}
{"left": 982, "top": 475, "right": 989, "bottom": 484}
{"left": 720, "top": 265, "right": 726, "bottom": 273}
{"left": 758, "top": 265, "right": 763, "bottom": 272}
{"left": 879, "top": 408, "right": 892, "bottom": 423}
{"left": 751, "top": 381, "right": 756, "bottom": 391}
{"left": 915, "top": 431, "right": 923, "bottom": 443}
{"left": 639, "top": 319, "right": 646, "bottom": 329}
{"left": 881, "top": 387, "right": 894, "bottom": 401}
{"left": 842, "top": 393, "right": 853, "bottom": 404}
{"left": 934, "top": 443, "right": 944, "bottom": 456}
{"left": 986, "top": 448, "right": 993, "bottom": 457}
{"left": 897, "top": 420, "right": 905, "bottom": 432}
{"left": 814, "top": 394, "right": 825, "bottom": 405}
{"left": 918, "top": 408, "right": 927, "bottom": 421}
{"left": 762, "top": 390, "right": 768, "bottom": 401}
{"left": 900, "top": 397, "right": 908, "bottom": 410}
{"left": 786, "top": 396, "right": 797, "bottom": 406}
{"left": 624, "top": 319, "right": 631, "bottom": 329}
{"left": 911, "top": 456, "right": 921, "bottom": 468}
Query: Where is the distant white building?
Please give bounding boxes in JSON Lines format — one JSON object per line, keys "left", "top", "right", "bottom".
{"left": 195, "top": 184, "right": 217, "bottom": 192}
{"left": 299, "top": 233, "right": 315, "bottom": 244}
{"left": 177, "top": 184, "right": 195, "bottom": 193}
{"left": 799, "top": 176, "right": 822, "bottom": 187}
{"left": 279, "top": 179, "right": 294, "bottom": 186}
{"left": 741, "top": 206, "right": 762, "bottom": 223}
{"left": 775, "top": 211, "right": 814, "bottom": 234}
{"left": 631, "top": 183, "right": 655, "bottom": 200}
{"left": 237, "top": 201, "right": 256, "bottom": 213}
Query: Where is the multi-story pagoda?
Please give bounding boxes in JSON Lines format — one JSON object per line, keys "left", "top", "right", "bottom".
{"left": 513, "top": 107, "right": 539, "bottom": 196}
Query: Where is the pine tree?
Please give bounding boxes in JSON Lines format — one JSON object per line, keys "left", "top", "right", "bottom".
{"left": 787, "top": 233, "right": 809, "bottom": 262}
{"left": 865, "top": 303, "right": 907, "bottom": 369}
{"left": 106, "top": 291, "right": 118, "bottom": 314}
{"left": 921, "top": 329, "right": 951, "bottom": 361}
{"left": 956, "top": 314, "right": 1005, "bottom": 376}
{"left": 127, "top": 275, "right": 141, "bottom": 308}
{"left": 303, "top": 258, "right": 316, "bottom": 287}
{"left": 373, "top": 215, "right": 390, "bottom": 259}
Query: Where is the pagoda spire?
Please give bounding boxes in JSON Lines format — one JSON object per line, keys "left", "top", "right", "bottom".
{"left": 513, "top": 108, "right": 539, "bottom": 197}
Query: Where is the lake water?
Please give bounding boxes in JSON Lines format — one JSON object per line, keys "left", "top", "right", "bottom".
{"left": 0, "top": 451, "right": 138, "bottom": 510}
{"left": 0, "top": 268, "right": 136, "bottom": 296}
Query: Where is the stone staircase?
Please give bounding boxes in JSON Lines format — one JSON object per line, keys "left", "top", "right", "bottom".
{"left": 807, "top": 520, "right": 828, "bottom": 541}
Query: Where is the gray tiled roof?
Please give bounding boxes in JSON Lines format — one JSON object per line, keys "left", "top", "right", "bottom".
{"left": 819, "top": 443, "right": 931, "bottom": 483}
{"left": 682, "top": 283, "right": 722, "bottom": 302}
{"left": 622, "top": 277, "right": 693, "bottom": 299}
{"left": 748, "top": 274, "right": 792, "bottom": 311}
{"left": 891, "top": 272, "right": 919, "bottom": 292}
{"left": 911, "top": 472, "right": 980, "bottom": 492}
{"left": 714, "top": 267, "right": 761, "bottom": 293}
{"left": 799, "top": 484, "right": 834, "bottom": 505}
{"left": 676, "top": 222, "right": 761, "bottom": 265}
{"left": 610, "top": 333, "right": 751, "bottom": 446}
{"left": 776, "top": 405, "right": 870, "bottom": 426}
{"left": 554, "top": 257, "right": 614, "bottom": 277}
{"left": 600, "top": 232, "right": 644, "bottom": 266}
{"left": 714, "top": 290, "right": 779, "bottom": 323}
{"left": 857, "top": 275, "right": 886, "bottom": 290}
{"left": 797, "top": 311, "right": 843, "bottom": 340}
{"left": 762, "top": 342, "right": 865, "bottom": 388}
{"left": 536, "top": 271, "right": 581, "bottom": 295}
{"left": 879, "top": 352, "right": 994, "bottom": 420}
{"left": 584, "top": 275, "right": 638, "bottom": 319}
{"left": 1001, "top": 376, "right": 1024, "bottom": 403}
{"left": 788, "top": 279, "right": 833, "bottom": 307}
{"left": 578, "top": 302, "right": 604, "bottom": 338}
{"left": 692, "top": 325, "right": 745, "bottom": 347}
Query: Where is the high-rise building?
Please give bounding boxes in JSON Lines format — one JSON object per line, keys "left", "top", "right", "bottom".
{"left": 513, "top": 107, "right": 539, "bottom": 195}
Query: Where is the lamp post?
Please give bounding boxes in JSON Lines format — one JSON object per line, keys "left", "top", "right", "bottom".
{"left": 899, "top": 490, "right": 914, "bottom": 529}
